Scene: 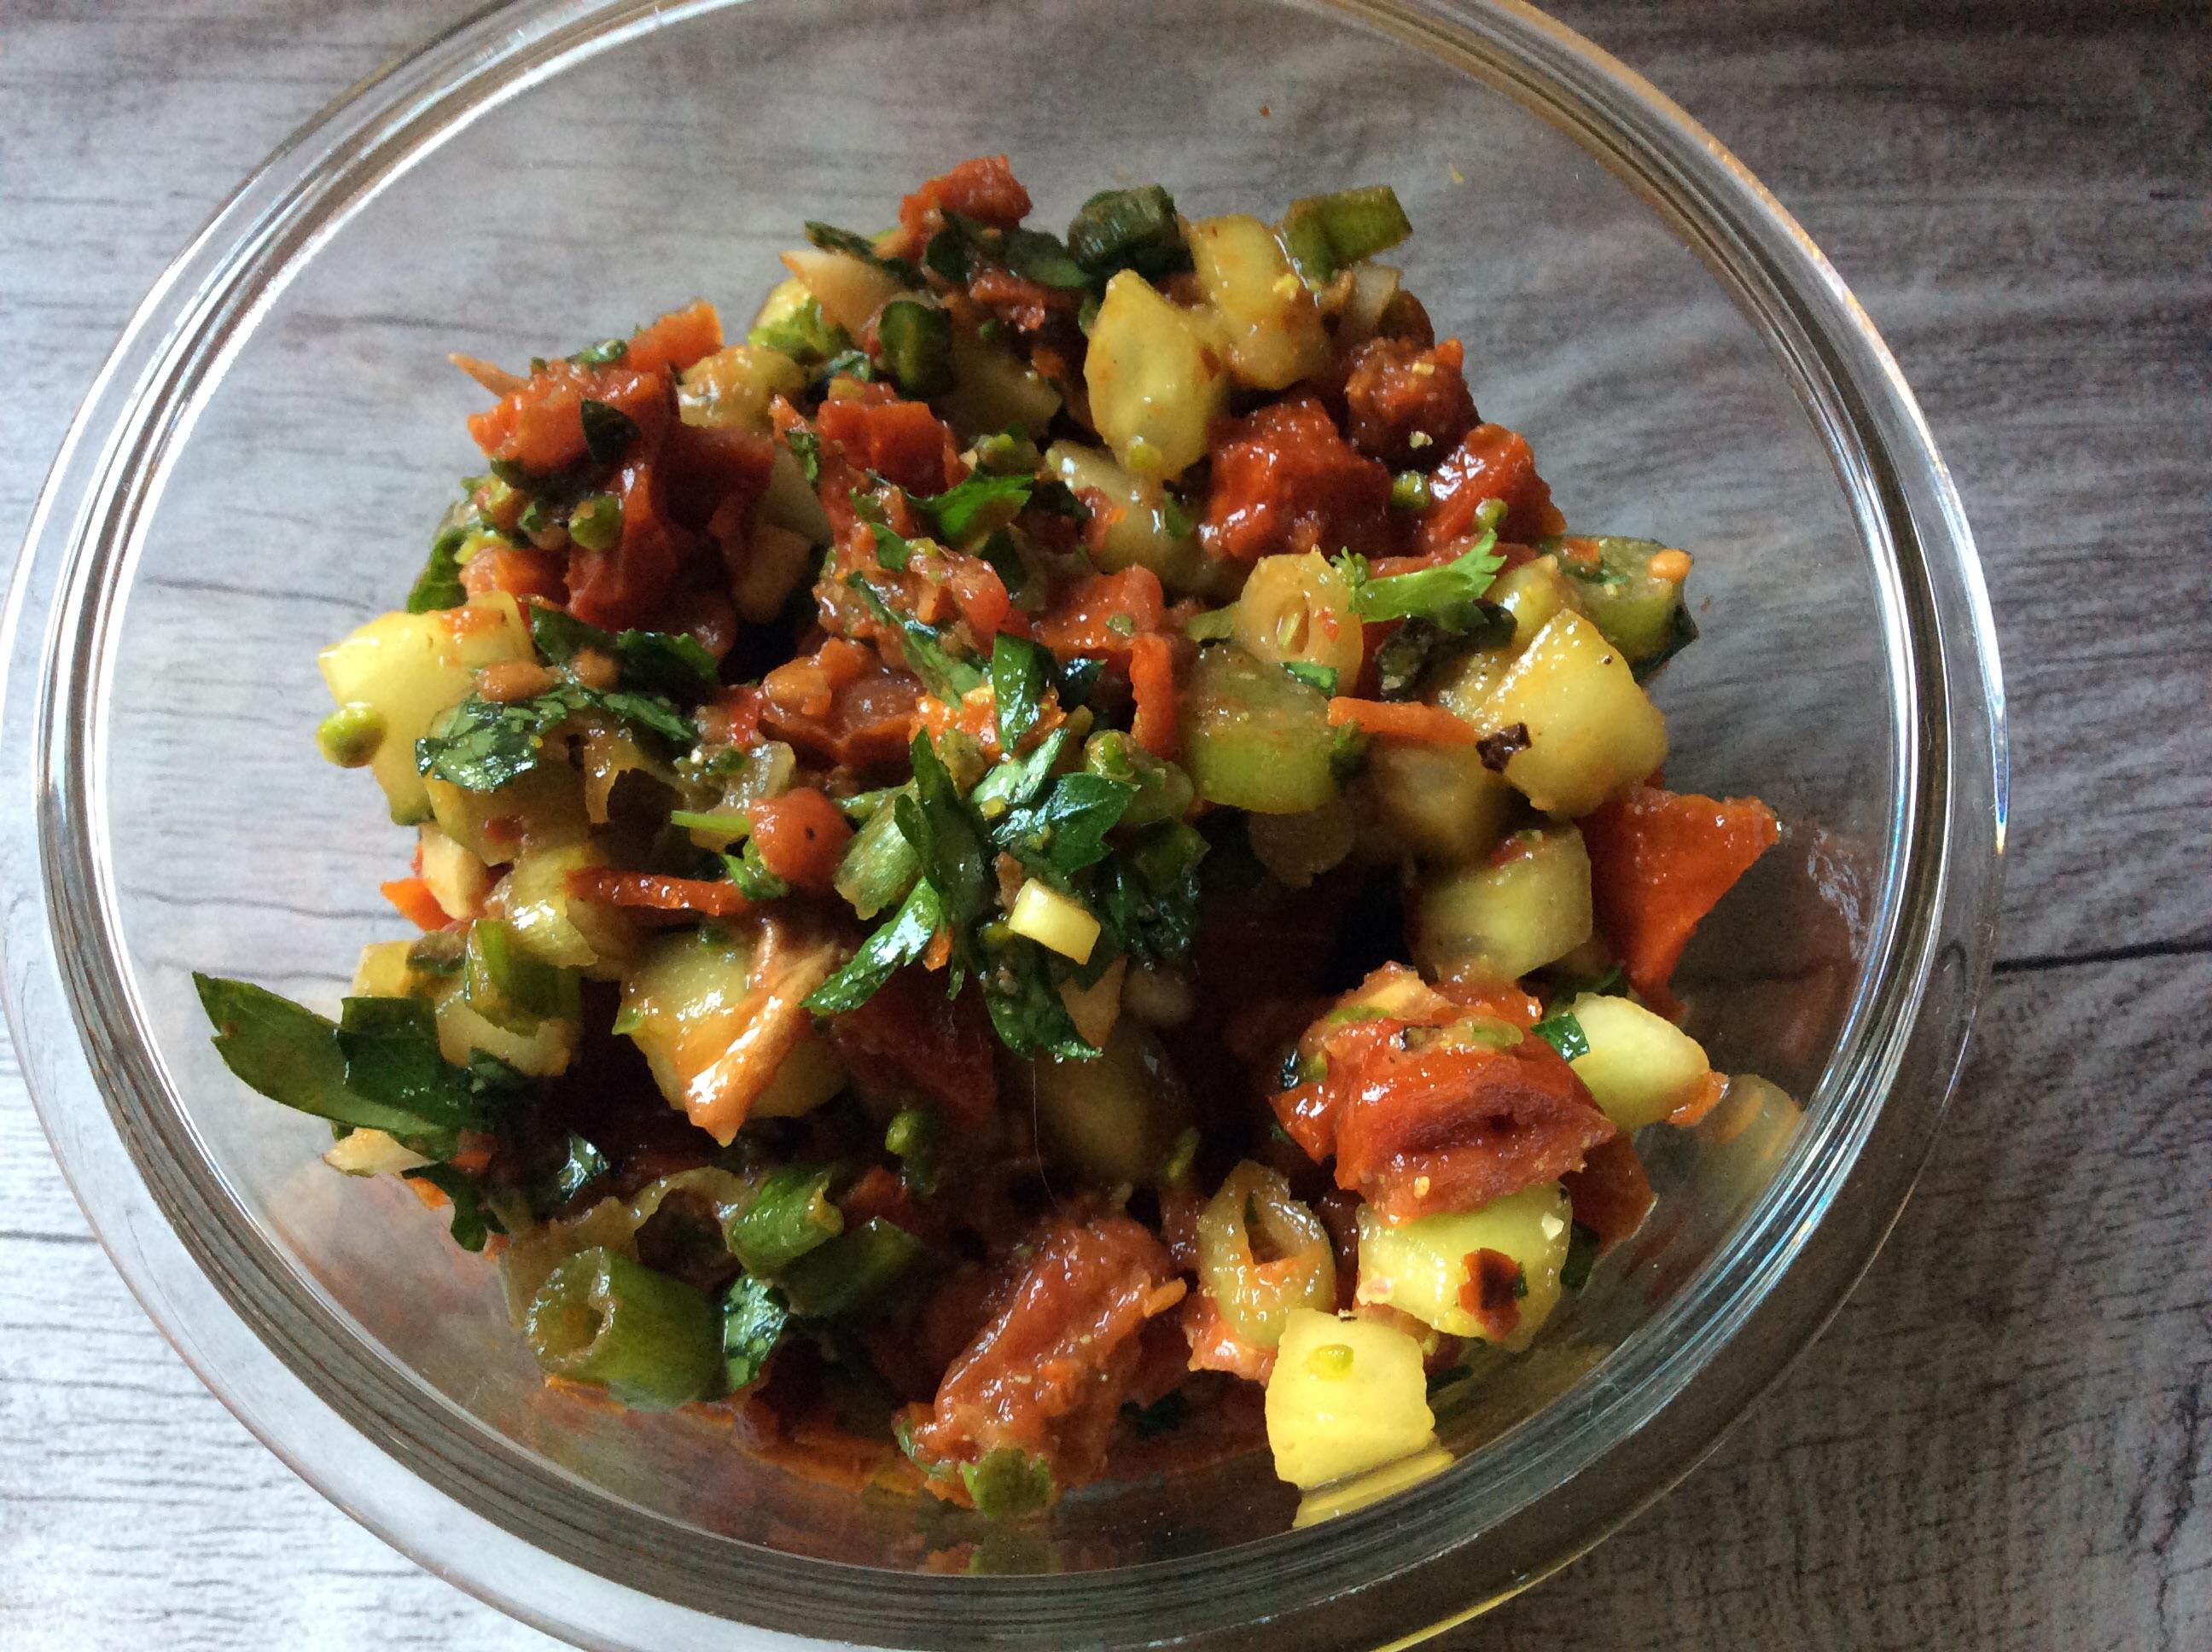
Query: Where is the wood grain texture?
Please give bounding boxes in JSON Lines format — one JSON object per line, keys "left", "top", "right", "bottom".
{"left": 0, "top": 0, "right": 2203, "bottom": 1648}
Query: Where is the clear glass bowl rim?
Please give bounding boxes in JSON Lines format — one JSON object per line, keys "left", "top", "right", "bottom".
{"left": 0, "top": 2, "right": 2007, "bottom": 1648}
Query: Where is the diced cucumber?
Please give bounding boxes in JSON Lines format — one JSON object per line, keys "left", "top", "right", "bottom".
{"left": 433, "top": 984, "right": 576, "bottom": 1077}
{"left": 463, "top": 918, "right": 580, "bottom": 1032}
{"left": 1186, "top": 213, "right": 1330, "bottom": 391}
{"left": 1265, "top": 1309, "right": 1436, "bottom": 1490}
{"left": 1046, "top": 442, "right": 1209, "bottom": 595}
{"left": 1413, "top": 825, "right": 1593, "bottom": 980}
{"left": 317, "top": 595, "right": 533, "bottom": 824}
{"left": 1084, "top": 270, "right": 1231, "bottom": 479}
{"left": 1567, "top": 992, "right": 1712, "bottom": 1130}
{"left": 1359, "top": 741, "right": 1514, "bottom": 864}
{"left": 1179, "top": 644, "right": 1341, "bottom": 815}
{"left": 942, "top": 317, "right": 1062, "bottom": 442}
{"left": 1550, "top": 537, "right": 1688, "bottom": 663}
{"left": 1487, "top": 558, "right": 1576, "bottom": 651}
{"left": 1353, "top": 1182, "right": 1572, "bottom": 1349}
{"left": 1028, "top": 1019, "right": 1194, "bottom": 1189}
{"left": 425, "top": 764, "right": 588, "bottom": 866}
{"left": 1478, "top": 609, "right": 1668, "bottom": 817}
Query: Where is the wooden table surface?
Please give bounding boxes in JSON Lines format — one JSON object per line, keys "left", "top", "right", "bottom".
{"left": 2, "top": 3, "right": 2204, "bottom": 1647}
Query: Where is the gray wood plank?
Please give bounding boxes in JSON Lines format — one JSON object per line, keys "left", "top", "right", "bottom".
{"left": 1447, "top": 949, "right": 2212, "bottom": 1651}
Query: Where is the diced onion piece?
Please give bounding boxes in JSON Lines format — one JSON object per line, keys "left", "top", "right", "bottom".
{"left": 1353, "top": 1182, "right": 1572, "bottom": 1348}
{"left": 1008, "top": 879, "right": 1101, "bottom": 964}
{"left": 417, "top": 822, "right": 491, "bottom": 922}
{"left": 779, "top": 246, "right": 902, "bottom": 334}
{"left": 1265, "top": 1308, "right": 1437, "bottom": 1490}
{"left": 322, "top": 1127, "right": 432, "bottom": 1178}
{"left": 1567, "top": 992, "right": 1712, "bottom": 1130}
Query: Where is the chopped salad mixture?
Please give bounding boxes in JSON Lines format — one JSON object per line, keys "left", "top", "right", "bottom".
{"left": 198, "top": 157, "right": 1779, "bottom": 1520}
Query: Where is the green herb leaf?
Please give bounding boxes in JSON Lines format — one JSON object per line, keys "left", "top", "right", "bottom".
{"left": 1529, "top": 1005, "right": 1590, "bottom": 1062}
{"left": 1093, "top": 821, "right": 1207, "bottom": 968}
{"left": 912, "top": 471, "right": 1033, "bottom": 543}
{"left": 804, "top": 878, "right": 946, "bottom": 1015}
{"left": 403, "top": 1164, "right": 505, "bottom": 1251}
{"left": 998, "top": 226, "right": 1091, "bottom": 290}
{"left": 802, "top": 220, "right": 923, "bottom": 287}
{"left": 1280, "top": 661, "right": 1339, "bottom": 696}
{"left": 847, "top": 576, "right": 984, "bottom": 701}
{"left": 969, "top": 725, "right": 1070, "bottom": 817}
{"left": 721, "top": 838, "right": 791, "bottom": 902}
{"left": 748, "top": 293, "right": 849, "bottom": 364}
{"left": 992, "top": 771, "right": 1137, "bottom": 880}
{"left": 527, "top": 1132, "right": 611, "bottom": 1218}
{"left": 784, "top": 427, "right": 823, "bottom": 485}
{"left": 568, "top": 336, "right": 630, "bottom": 367}
{"left": 410, "top": 494, "right": 486, "bottom": 614}
{"left": 578, "top": 398, "right": 642, "bottom": 465}
{"left": 727, "top": 1164, "right": 845, "bottom": 1277}
{"left": 721, "top": 1274, "right": 790, "bottom": 1389}
{"left": 870, "top": 521, "right": 914, "bottom": 570}
{"left": 989, "top": 632, "right": 1048, "bottom": 751}
{"left": 979, "top": 932, "right": 1097, "bottom": 1061}
{"left": 195, "top": 974, "right": 480, "bottom": 1145}
{"left": 1336, "top": 529, "right": 1505, "bottom": 630}
{"left": 959, "top": 1446, "right": 1056, "bottom": 1520}
{"left": 900, "top": 734, "right": 993, "bottom": 938}
{"left": 528, "top": 606, "right": 719, "bottom": 700}
{"left": 416, "top": 681, "right": 696, "bottom": 793}
{"left": 1054, "top": 655, "right": 1107, "bottom": 709}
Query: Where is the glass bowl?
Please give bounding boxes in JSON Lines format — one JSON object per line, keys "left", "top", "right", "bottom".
{"left": 0, "top": 0, "right": 2005, "bottom": 1646}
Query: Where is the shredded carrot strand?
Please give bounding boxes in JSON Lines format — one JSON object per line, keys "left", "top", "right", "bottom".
{"left": 565, "top": 868, "right": 752, "bottom": 917}
{"left": 380, "top": 875, "right": 449, "bottom": 932}
{"left": 1326, "top": 696, "right": 1482, "bottom": 745}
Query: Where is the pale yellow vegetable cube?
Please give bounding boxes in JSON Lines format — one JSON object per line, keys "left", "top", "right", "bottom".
{"left": 1488, "top": 556, "right": 1577, "bottom": 650}
{"left": 1567, "top": 992, "right": 1713, "bottom": 1130}
{"left": 1478, "top": 608, "right": 1668, "bottom": 817}
{"left": 1412, "top": 825, "right": 1592, "bottom": 980}
{"left": 1008, "top": 878, "right": 1103, "bottom": 964}
{"left": 619, "top": 928, "right": 846, "bottom": 1126}
{"left": 677, "top": 344, "right": 804, "bottom": 433}
{"left": 317, "top": 595, "right": 533, "bottom": 824}
{"left": 416, "top": 822, "right": 491, "bottom": 922}
{"left": 1187, "top": 213, "right": 1330, "bottom": 390}
{"left": 779, "top": 245, "right": 903, "bottom": 334}
{"left": 351, "top": 940, "right": 421, "bottom": 1000}
{"left": 1046, "top": 442, "right": 1208, "bottom": 594}
{"left": 425, "top": 764, "right": 588, "bottom": 866}
{"left": 1353, "top": 1182, "right": 1572, "bottom": 1349}
{"left": 1266, "top": 1308, "right": 1438, "bottom": 1490}
{"left": 1359, "top": 741, "right": 1515, "bottom": 865}
{"left": 1084, "top": 270, "right": 1230, "bottom": 479}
